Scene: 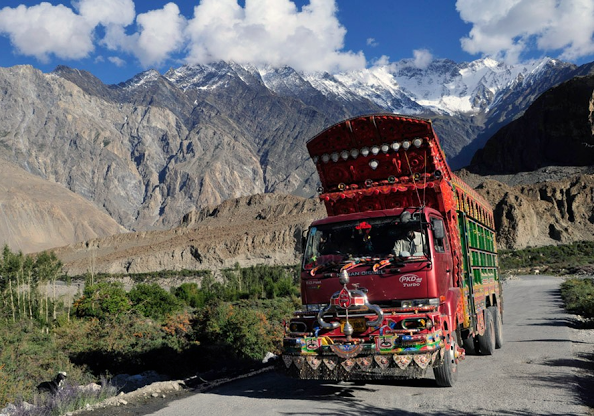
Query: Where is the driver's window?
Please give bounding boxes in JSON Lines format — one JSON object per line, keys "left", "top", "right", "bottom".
{"left": 304, "top": 227, "right": 322, "bottom": 268}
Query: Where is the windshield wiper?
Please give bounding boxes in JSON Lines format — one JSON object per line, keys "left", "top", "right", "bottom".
{"left": 310, "top": 257, "right": 367, "bottom": 276}
{"left": 309, "top": 261, "right": 342, "bottom": 276}
{"left": 340, "top": 259, "right": 366, "bottom": 272}
{"left": 372, "top": 259, "right": 392, "bottom": 271}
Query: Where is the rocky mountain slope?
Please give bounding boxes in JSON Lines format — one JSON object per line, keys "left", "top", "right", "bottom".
{"left": 53, "top": 168, "right": 594, "bottom": 276}
{"left": 459, "top": 169, "right": 594, "bottom": 249}
{"left": 54, "top": 194, "right": 325, "bottom": 276}
{"left": 0, "top": 160, "right": 125, "bottom": 254}
{"left": 468, "top": 75, "right": 594, "bottom": 174}
{"left": 0, "top": 58, "right": 592, "bottom": 257}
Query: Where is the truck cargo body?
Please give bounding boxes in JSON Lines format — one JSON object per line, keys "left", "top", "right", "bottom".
{"left": 280, "top": 114, "right": 502, "bottom": 386}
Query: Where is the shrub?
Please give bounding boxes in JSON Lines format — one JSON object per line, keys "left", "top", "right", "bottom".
{"left": 195, "top": 297, "right": 298, "bottom": 361}
{"left": 499, "top": 241, "right": 594, "bottom": 274}
{"left": 0, "top": 320, "right": 92, "bottom": 408}
{"left": 73, "top": 282, "right": 130, "bottom": 320}
{"left": 129, "top": 283, "right": 183, "bottom": 320}
{"left": 196, "top": 302, "right": 270, "bottom": 360}
{"left": 173, "top": 283, "right": 207, "bottom": 308}
{"left": 560, "top": 277, "right": 594, "bottom": 319}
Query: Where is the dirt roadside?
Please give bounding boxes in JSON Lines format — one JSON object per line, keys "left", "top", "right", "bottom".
{"left": 71, "top": 366, "right": 275, "bottom": 416}
{"left": 569, "top": 317, "right": 594, "bottom": 413}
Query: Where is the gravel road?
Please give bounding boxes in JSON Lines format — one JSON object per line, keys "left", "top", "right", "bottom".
{"left": 81, "top": 275, "right": 594, "bottom": 416}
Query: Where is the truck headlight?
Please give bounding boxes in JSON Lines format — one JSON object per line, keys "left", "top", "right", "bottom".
{"left": 304, "top": 304, "right": 324, "bottom": 312}
{"left": 289, "top": 321, "right": 308, "bottom": 333}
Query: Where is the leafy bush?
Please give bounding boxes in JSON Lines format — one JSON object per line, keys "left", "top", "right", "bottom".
{"left": 173, "top": 282, "right": 207, "bottom": 308}
{"left": 560, "top": 277, "right": 594, "bottom": 318}
{"left": 194, "top": 296, "right": 298, "bottom": 361}
{"left": 0, "top": 320, "right": 94, "bottom": 408}
{"left": 73, "top": 282, "right": 131, "bottom": 320}
{"left": 196, "top": 302, "right": 274, "bottom": 360}
{"left": 129, "top": 283, "right": 183, "bottom": 320}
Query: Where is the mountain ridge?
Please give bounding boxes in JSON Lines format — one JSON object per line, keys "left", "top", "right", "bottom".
{"left": 0, "top": 160, "right": 126, "bottom": 254}
{"left": 1, "top": 57, "right": 592, "bottom": 255}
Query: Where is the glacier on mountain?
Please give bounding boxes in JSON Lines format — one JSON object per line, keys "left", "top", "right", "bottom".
{"left": 163, "top": 57, "right": 569, "bottom": 118}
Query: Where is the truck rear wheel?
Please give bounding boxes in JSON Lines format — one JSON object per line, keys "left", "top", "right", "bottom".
{"left": 478, "top": 309, "right": 496, "bottom": 355}
{"left": 462, "top": 335, "right": 477, "bottom": 355}
{"left": 488, "top": 306, "right": 503, "bottom": 349}
{"left": 433, "top": 335, "right": 458, "bottom": 387}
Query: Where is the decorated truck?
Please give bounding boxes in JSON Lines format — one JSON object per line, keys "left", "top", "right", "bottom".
{"left": 280, "top": 113, "right": 503, "bottom": 387}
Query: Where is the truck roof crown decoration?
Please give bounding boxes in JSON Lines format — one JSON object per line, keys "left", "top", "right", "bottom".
{"left": 307, "top": 114, "right": 494, "bottom": 229}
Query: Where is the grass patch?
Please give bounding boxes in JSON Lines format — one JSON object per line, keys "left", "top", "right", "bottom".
{"left": 499, "top": 241, "right": 594, "bottom": 275}
{"left": 560, "top": 277, "right": 594, "bottom": 319}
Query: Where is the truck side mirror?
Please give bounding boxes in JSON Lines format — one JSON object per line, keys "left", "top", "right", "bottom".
{"left": 301, "top": 230, "right": 308, "bottom": 251}
{"left": 432, "top": 219, "right": 445, "bottom": 240}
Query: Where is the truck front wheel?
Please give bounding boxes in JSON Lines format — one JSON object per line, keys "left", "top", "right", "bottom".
{"left": 433, "top": 335, "right": 458, "bottom": 387}
{"left": 478, "top": 309, "right": 496, "bottom": 355}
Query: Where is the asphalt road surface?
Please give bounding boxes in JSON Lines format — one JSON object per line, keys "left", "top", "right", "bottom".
{"left": 107, "top": 275, "right": 592, "bottom": 416}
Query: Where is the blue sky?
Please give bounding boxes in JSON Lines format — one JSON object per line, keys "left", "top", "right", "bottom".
{"left": 0, "top": 0, "right": 593, "bottom": 85}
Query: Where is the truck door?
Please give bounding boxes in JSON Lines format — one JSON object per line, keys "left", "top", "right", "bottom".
{"left": 431, "top": 217, "right": 454, "bottom": 294}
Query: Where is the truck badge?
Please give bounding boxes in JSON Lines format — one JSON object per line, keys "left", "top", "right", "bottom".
{"left": 337, "top": 287, "right": 352, "bottom": 308}
{"left": 399, "top": 274, "right": 422, "bottom": 287}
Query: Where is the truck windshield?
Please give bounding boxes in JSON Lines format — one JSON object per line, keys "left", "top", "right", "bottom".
{"left": 303, "top": 216, "right": 427, "bottom": 269}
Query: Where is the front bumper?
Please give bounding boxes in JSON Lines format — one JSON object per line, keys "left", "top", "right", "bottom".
{"left": 279, "top": 332, "right": 447, "bottom": 381}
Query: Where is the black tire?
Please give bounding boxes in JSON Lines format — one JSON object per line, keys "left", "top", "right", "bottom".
{"left": 462, "top": 334, "right": 478, "bottom": 355}
{"left": 478, "top": 309, "right": 496, "bottom": 355}
{"left": 433, "top": 335, "right": 458, "bottom": 387}
{"left": 488, "top": 305, "right": 503, "bottom": 349}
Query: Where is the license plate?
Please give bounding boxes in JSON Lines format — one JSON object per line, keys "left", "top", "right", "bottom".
{"left": 341, "top": 318, "right": 367, "bottom": 333}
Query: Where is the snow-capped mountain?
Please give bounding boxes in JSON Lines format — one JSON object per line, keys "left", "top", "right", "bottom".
{"left": 161, "top": 57, "right": 579, "bottom": 166}
{"left": 1, "top": 57, "right": 588, "bottom": 234}
{"left": 164, "top": 57, "right": 574, "bottom": 117}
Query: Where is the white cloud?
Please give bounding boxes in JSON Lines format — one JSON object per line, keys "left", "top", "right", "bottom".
{"left": 77, "top": 0, "right": 185, "bottom": 67}
{"left": 0, "top": 0, "right": 365, "bottom": 72}
{"left": 373, "top": 55, "right": 390, "bottom": 66}
{"left": 73, "top": 0, "right": 135, "bottom": 27}
{"left": 108, "top": 56, "right": 126, "bottom": 67}
{"left": 0, "top": 3, "right": 94, "bottom": 62}
{"left": 134, "top": 3, "right": 187, "bottom": 67}
{"left": 184, "top": 0, "right": 365, "bottom": 72}
{"left": 366, "top": 37, "right": 378, "bottom": 47}
{"left": 456, "top": 0, "right": 594, "bottom": 63}
{"left": 412, "top": 49, "right": 433, "bottom": 69}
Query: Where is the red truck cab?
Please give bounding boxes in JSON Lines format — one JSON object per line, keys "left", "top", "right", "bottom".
{"left": 301, "top": 207, "right": 453, "bottom": 307}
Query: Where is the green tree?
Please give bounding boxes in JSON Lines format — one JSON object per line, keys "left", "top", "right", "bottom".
{"left": 73, "top": 281, "right": 131, "bottom": 320}
{"left": 35, "top": 251, "right": 63, "bottom": 321}
{"left": 198, "top": 301, "right": 276, "bottom": 360}
{"left": 173, "top": 282, "right": 207, "bottom": 308}
{"left": 129, "top": 283, "right": 182, "bottom": 320}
